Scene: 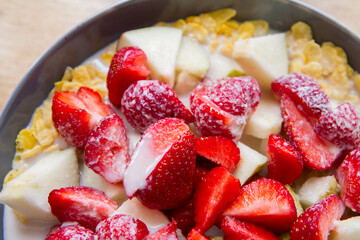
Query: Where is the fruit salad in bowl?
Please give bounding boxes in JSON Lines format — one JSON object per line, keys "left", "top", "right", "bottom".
{"left": 1, "top": 2, "right": 360, "bottom": 240}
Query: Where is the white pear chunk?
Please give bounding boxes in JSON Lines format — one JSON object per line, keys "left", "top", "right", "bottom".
{"left": 233, "top": 33, "right": 288, "bottom": 90}
{"left": 243, "top": 93, "right": 282, "bottom": 139}
{"left": 232, "top": 142, "right": 267, "bottom": 185}
{"left": 80, "top": 162, "right": 127, "bottom": 205}
{"left": 174, "top": 71, "right": 201, "bottom": 95}
{"left": 297, "top": 175, "right": 339, "bottom": 209}
{"left": 207, "top": 52, "right": 243, "bottom": 80}
{"left": 329, "top": 216, "right": 360, "bottom": 240}
{"left": 117, "top": 26, "right": 183, "bottom": 87}
{"left": 113, "top": 198, "right": 170, "bottom": 235}
{"left": 0, "top": 148, "right": 79, "bottom": 222}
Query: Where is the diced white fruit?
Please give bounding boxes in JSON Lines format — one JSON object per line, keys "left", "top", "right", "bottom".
{"left": 285, "top": 185, "right": 304, "bottom": 217}
{"left": 80, "top": 162, "right": 127, "bottom": 205}
{"left": 0, "top": 148, "right": 79, "bottom": 222}
{"left": 329, "top": 216, "right": 360, "bottom": 240}
{"left": 207, "top": 52, "right": 243, "bottom": 80}
{"left": 243, "top": 93, "right": 282, "bottom": 139}
{"left": 113, "top": 198, "right": 170, "bottom": 235}
{"left": 233, "top": 33, "right": 288, "bottom": 90}
{"left": 297, "top": 175, "right": 339, "bottom": 209}
{"left": 232, "top": 142, "right": 268, "bottom": 185}
{"left": 239, "top": 134, "right": 268, "bottom": 155}
{"left": 176, "top": 36, "right": 210, "bottom": 77}
{"left": 117, "top": 26, "right": 183, "bottom": 87}
{"left": 174, "top": 70, "right": 201, "bottom": 95}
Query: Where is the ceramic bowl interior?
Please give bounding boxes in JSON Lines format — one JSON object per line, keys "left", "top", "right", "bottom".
{"left": 1, "top": 0, "right": 360, "bottom": 238}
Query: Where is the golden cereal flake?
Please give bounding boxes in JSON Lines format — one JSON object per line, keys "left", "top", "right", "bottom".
{"left": 15, "top": 129, "right": 36, "bottom": 152}
{"left": 303, "top": 40, "right": 321, "bottom": 63}
{"left": 72, "top": 65, "right": 92, "bottom": 85}
{"left": 21, "top": 145, "right": 45, "bottom": 159}
{"left": 3, "top": 168, "right": 26, "bottom": 184}
{"left": 183, "top": 22, "right": 209, "bottom": 43}
{"left": 290, "top": 21, "right": 313, "bottom": 41}
{"left": 207, "top": 8, "right": 236, "bottom": 24}
{"left": 101, "top": 52, "right": 114, "bottom": 65}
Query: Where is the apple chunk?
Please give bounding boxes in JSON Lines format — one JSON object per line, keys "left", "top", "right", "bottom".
{"left": 117, "top": 26, "right": 183, "bottom": 87}
{"left": 329, "top": 216, "right": 360, "bottom": 240}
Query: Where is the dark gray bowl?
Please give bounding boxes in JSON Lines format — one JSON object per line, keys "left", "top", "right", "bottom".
{"left": 1, "top": 0, "right": 359, "bottom": 238}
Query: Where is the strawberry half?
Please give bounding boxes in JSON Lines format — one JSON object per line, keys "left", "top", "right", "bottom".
{"left": 290, "top": 194, "right": 345, "bottom": 240}
{"left": 52, "top": 87, "right": 114, "bottom": 149}
{"left": 121, "top": 80, "right": 194, "bottom": 133}
{"left": 48, "top": 186, "right": 118, "bottom": 231}
{"left": 223, "top": 177, "right": 297, "bottom": 233}
{"left": 266, "top": 134, "right": 303, "bottom": 185}
{"left": 221, "top": 216, "right": 280, "bottom": 240}
{"left": 271, "top": 72, "right": 330, "bottom": 118}
{"left": 107, "top": 46, "right": 150, "bottom": 108}
{"left": 315, "top": 102, "right": 360, "bottom": 151}
{"left": 96, "top": 214, "right": 149, "bottom": 240}
{"left": 45, "top": 223, "right": 96, "bottom": 240}
{"left": 336, "top": 148, "right": 360, "bottom": 212}
{"left": 164, "top": 199, "right": 195, "bottom": 236}
{"left": 187, "top": 229, "right": 210, "bottom": 240}
{"left": 195, "top": 136, "right": 240, "bottom": 172}
{"left": 145, "top": 219, "right": 178, "bottom": 240}
{"left": 123, "top": 118, "right": 196, "bottom": 210}
{"left": 190, "top": 76, "right": 260, "bottom": 141}
{"left": 84, "top": 113, "right": 130, "bottom": 184}
{"left": 193, "top": 166, "right": 241, "bottom": 233}
{"left": 281, "top": 94, "right": 341, "bottom": 170}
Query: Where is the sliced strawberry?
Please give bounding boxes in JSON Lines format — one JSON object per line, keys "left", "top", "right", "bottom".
{"left": 193, "top": 166, "right": 241, "bottom": 233}
{"left": 48, "top": 186, "right": 118, "bottom": 231}
{"left": 271, "top": 72, "right": 330, "bottom": 118}
{"left": 281, "top": 94, "right": 341, "bottom": 170}
{"left": 195, "top": 136, "right": 240, "bottom": 172}
{"left": 84, "top": 113, "right": 130, "bottom": 184}
{"left": 121, "top": 80, "right": 194, "bottom": 133}
{"left": 145, "top": 219, "right": 178, "bottom": 240}
{"left": 187, "top": 229, "right": 210, "bottom": 240}
{"left": 315, "top": 102, "right": 360, "bottom": 151}
{"left": 266, "top": 134, "right": 303, "bottom": 185}
{"left": 45, "top": 223, "right": 96, "bottom": 240}
{"left": 290, "top": 194, "right": 345, "bottom": 240}
{"left": 194, "top": 166, "right": 209, "bottom": 187}
{"left": 107, "top": 46, "right": 150, "bottom": 107}
{"left": 190, "top": 76, "right": 261, "bottom": 141}
{"left": 164, "top": 199, "right": 195, "bottom": 236}
{"left": 52, "top": 87, "right": 114, "bottom": 148}
{"left": 221, "top": 216, "right": 280, "bottom": 240}
{"left": 123, "top": 118, "right": 196, "bottom": 210}
{"left": 336, "top": 148, "right": 360, "bottom": 212}
{"left": 223, "top": 177, "right": 297, "bottom": 233}
{"left": 96, "top": 214, "right": 149, "bottom": 240}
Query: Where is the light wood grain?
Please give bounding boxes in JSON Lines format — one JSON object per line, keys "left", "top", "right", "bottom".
{"left": 0, "top": 0, "right": 359, "bottom": 111}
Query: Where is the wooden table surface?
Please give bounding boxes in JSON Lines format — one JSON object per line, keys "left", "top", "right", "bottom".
{"left": 0, "top": 0, "right": 359, "bottom": 111}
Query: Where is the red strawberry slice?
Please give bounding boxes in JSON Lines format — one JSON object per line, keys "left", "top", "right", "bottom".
{"left": 223, "top": 177, "right": 297, "bottom": 233}
{"left": 52, "top": 87, "right": 114, "bottom": 149}
{"left": 193, "top": 166, "right": 241, "bottom": 233}
{"left": 164, "top": 199, "right": 195, "bottom": 236}
{"left": 271, "top": 72, "right": 330, "bottom": 118}
{"left": 123, "top": 118, "right": 196, "bottom": 210}
{"left": 45, "top": 223, "right": 96, "bottom": 240}
{"left": 221, "top": 216, "right": 280, "bottom": 240}
{"left": 190, "top": 76, "right": 261, "bottom": 141}
{"left": 194, "top": 166, "right": 209, "bottom": 187}
{"left": 121, "top": 80, "right": 194, "bottom": 133}
{"left": 336, "top": 148, "right": 360, "bottom": 212}
{"left": 315, "top": 102, "right": 360, "bottom": 151}
{"left": 187, "top": 229, "right": 210, "bottom": 240}
{"left": 281, "top": 94, "right": 341, "bottom": 170}
{"left": 96, "top": 214, "right": 149, "bottom": 240}
{"left": 195, "top": 136, "right": 240, "bottom": 172}
{"left": 48, "top": 186, "right": 118, "bottom": 231}
{"left": 266, "top": 134, "right": 303, "bottom": 185}
{"left": 290, "top": 194, "right": 345, "bottom": 240}
{"left": 107, "top": 46, "right": 150, "bottom": 107}
{"left": 84, "top": 113, "right": 130, "bottom": 184}
{"left": 145, "top": 219, "right": 178, "bottom": 240}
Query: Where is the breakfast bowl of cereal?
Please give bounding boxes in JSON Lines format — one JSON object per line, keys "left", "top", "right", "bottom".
{"left": 1, "top": 0, "right": 360, "bottom": 239}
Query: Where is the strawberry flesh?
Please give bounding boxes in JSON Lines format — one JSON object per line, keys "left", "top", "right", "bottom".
{"left": 266, "top": 134, "right": 303, "bottom": 185}
{"left": 187, "top": 229, "right": 210, "bottom": 240}
{"left": 121, "top": 80, "right": 194, "bottom": 133}
{"left": 223, "top": 177, "right": 297, "bottom": 233}
{"left": 281, "top": 94, "right": 341, "bottom": 170}
{"left": 145, "top": 219, "right": 178, "bottom": 240}
{"left": 84, "top": 113, "right": 130, "bottom": 184}
{"left": 48, "top": 186, "right": 118, "bottom": 231}
{"left": 193, "top": 166, "right": 241, "bottom": 233}
{"left": 290, "top": 194, "right": 345, "bottom": 240}
{"left": 195, "top": 136, "right": 240, "bottom": 172}
{"left": 45, "top": 223, "right": 96, "bottom": 240}
{"left": 52, "top": 87, "right": 114, "bottom": 149}
{"left": 107, "top": 46, "right": 150, "bottom": 107}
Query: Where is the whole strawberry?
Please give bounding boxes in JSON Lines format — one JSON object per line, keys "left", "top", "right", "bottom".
{"left": 107, "top": 46, "right": 150, "bottom": 108}
{"left": 45, "top": 223, "right": 96, "bottom": 240}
